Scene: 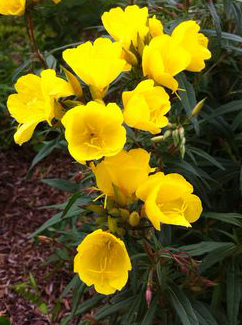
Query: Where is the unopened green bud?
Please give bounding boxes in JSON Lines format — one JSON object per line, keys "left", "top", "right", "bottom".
{"left": 96, "top": 216, "right": 107, "bottom": 224}
{"left": 137, "top": 32, "right": 145, "bottom": 55}
{"left": 151, "top": 135, "right": 164, "bottom": 143}
{"left": 129, "top": 211, "right": 140, "bottom": 227}
{"left": 117, "top": 227, "right": 126, "bottom": 237}
{"left": 112, "top": 184, "right": 126, "bottom": 206}
{"left": 120, "top": 209, "right": 130, "bottom": 221}
{"left": 122, "top": 48, "right": 138, "bottom": 66}
{"left": 109, "top": 208, "right": 120, "bottom": 217}
{"left": 108, "top": 216, "right": 118, "bottom": 233}
{"left": 106, "top": 198, "right": 115, "bottom": 210}
{"left": 89, "top": 85, "right": 108, "bottom": 100}
{"left": 191, "top": 97, "right": 207, "bottom": 117}
{"left": 172, "top": 129, "right": 180, "bottom": 147}
{"left": 163, "top": 130, "right": 171, "bottom": 139}
{"left": 180, "top": 145, "right": 186, "bottom": 159}
{"left": 178, "top": 126, "right": 185, "bottom": 138}
{"left": 86, "top": 205, "right": 106, "bottom": 216}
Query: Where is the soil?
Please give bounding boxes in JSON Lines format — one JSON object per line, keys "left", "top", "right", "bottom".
{"left": 0, "top": 145, "right": 83, "bottom": 325}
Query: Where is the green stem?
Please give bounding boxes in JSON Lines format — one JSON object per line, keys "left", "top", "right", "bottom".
{"left": 25, "top": 9, "right": 47, "bottom": 69}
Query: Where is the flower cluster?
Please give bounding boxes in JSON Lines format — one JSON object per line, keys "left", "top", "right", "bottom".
{"left": 7, "top": 5, "right": 211, "bottom": 295}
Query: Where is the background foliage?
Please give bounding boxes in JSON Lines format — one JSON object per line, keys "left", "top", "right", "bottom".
{"left": 1, "top": 0, "right": 242, "bottom": 324}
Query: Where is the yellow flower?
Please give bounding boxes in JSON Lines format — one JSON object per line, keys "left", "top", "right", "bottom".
{"left": 92, "top": 149, "right": 153, "bottom": 205}
{"left": 123, "top": 80, "right": 170, "bottom": 134}
{"left": 101, "top": 5, "right": 149, "bottom": 50}
{"left": 136, "top": 172, "right": 202, "bottom": 230}
{"left": 52, "top": 0, "right": 61, "bottom": 3}
{"left": 7, "top": 69, "right": 75, "bottom": 145}
{"left": 63, "top": 38, "right": 127, "bottom": 99}
{"left": 142, "top": 34, "right": 191, "bottom": 92}
{"left": 0, "top": 0, "right": 25, "bottom": 15}
{"left": 149, "top": 15, "right": 163, "bottom": 38}
{"left": 62, "top": 101, "right": 126, "bottom": 162}
{"left": 74, "top": 229, "right": 132, "bottom": 295}
{"left": 172, "top": 21, "right": 211, "bottom": 72}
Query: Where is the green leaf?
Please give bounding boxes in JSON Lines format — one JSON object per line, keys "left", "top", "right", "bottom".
{"left": 139, "top": 295, "right": 158, "bottom": 325}
{"left": 31, "top": 208, "right": 83, "bottom": 237}
{"left": 121, "top": 294, "right": 142, "bottom": 324}
{"left": 187, "top": 147, "right": 225, "bottom": 170}
{"left": 176, "top": 73, "right": 199, "bottom": 133}
{"left": 191, "top": 300, "right": 218, "bottom": 325}
{"left": 0, "top": 317, "right": 10, "bottom": 325}
{"left": 179, "top": 241, "right": 234, "bottom": 257}
{"left": 202, "top": 212, "right": 242, "bottom": 227}
{"left": 200, "top": 243, "right": 236, "bottom": 273}
{"left": 167, "top": 284, "right": 199, "bottom": 325}
{"left": 207, "top": 1, "right": 222, "bottom": 39}
{"left": 203, "top": 29, "right": 242, "bottom": 43}
{"left": 71, "top": 281, "right": 86, "bottom": 317}
{"left": 42, "top": 179, "right": 81, "bottom": 193}
{"left": 60, "top": 275, "right": 81, "bottom": 299}
{"left": 75, "top": 294, "right": 104, "bottom": 316}
{"left": 95, "top": 295, "right": 137, "bottom": 320}
{"left": 27, "top": 137, "right": 61, "bottom": 178}
{"left": 226, "top": 260, "right": 242, "bottom": 325}
{"left": 61, "top": 192, "right": 83, "bottom": 218}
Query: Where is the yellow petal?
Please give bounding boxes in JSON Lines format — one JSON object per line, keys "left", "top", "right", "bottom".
{"left": 0, "top": 0, "right": 25, "bottom": 15}
{"left": 62, "top": 102, "right": 126, "bottom": 162}
{"left": 41, "top": 69, "right": 75, "bottom": 99}
{"left": 136, "top": 172, "right": 165, "bottom": 202}
{"left": 183, "top": 194, "right": 203, "bottom": 223}
{"left": 172, "top": 20, "right": 211, "bottom": 72}
{"left": 149, "top": 16, "right": 164, "bottom": 38}
{"left": 74, "top": 230, "right": 131, "bottom": 295}
{"left": 14, "top": 119, "right": 42, "bottom": 145}
{"left": 101, "top": 5, "right": 149, "bottom": 50}
{"left": 63, "top": 67, "right": 83, "bottom": 98}
{"left": 63, "top": 38, "right": 126, "bottom": 98}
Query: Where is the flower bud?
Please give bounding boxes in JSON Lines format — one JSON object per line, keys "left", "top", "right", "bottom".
{"left": 109, "top": 208, "right": 120, "bottom": 217}
{"left": 86, "top": 205, "right": 106, "bottom": 216}
{"left": 151, "top": 135, "right": 164, "bottom": 143}
{"left": 96, "top": 217, "right": 107, "bottom": 224}
{"left": 117, "top": 227, "right": 126, "bottom": 237}
{"left": 120, "top": 209, "right": 130, "bottom": 221}
{"left": 191, "top": 98, "right": 207, "bottom": 117}
{"left": 108, "top": 216, "right": 118, "bottom": 233}
{"left": 146, "top": 285, "right": 152, "bottom": 307}
{"left": 122, "top": 48, "right": 138, "bottom": 66}
{"left": 129, "top": 211, "right": 140, "bottom": 227}
{"left": 38, "top": 236, "right": 53, "bottom": 244}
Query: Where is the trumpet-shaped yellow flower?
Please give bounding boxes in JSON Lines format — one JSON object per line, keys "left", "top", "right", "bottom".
{"left": 74, "top": 229, "right": 132, "bottom": 295}
{"left": 123, "top": 80, "right": 170, "bottom": 134}
{"left": 7, "top": 70, "right": 75, "bottom": 145}
{"left": 149, "top": 16, "right": 163, "bottom": 38}
{"left": 172, "top": 21, "right": 211, "bottom": 72}
{"left": 0, "top": 0, "right": 25, "bottom": 15}
{"left": 62, "top": 101, "right": 126, "bottom": 162}
{"left": 136, "top": 172, "right": 202, "bottom": 230}
{"left": 142, "top": 34, "right": 191, "bottom": 92}
{"left": 52, "top": 0, "right": 61, "bottom": 3}
{"left": 91, "top": 148, "right": 153, "bottom": 205}
{"left": 101, "top": 5, "right": 149, "bottom": 50}
{"left": 63, "top": 38, "right": 127, "bottom": 99}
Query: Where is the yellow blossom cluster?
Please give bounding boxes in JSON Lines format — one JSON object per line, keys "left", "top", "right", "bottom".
{"left": 7, "top": 5, "right": 210, "bottom": 295}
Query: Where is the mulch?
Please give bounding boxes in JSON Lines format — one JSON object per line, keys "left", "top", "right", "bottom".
{"left": 0, "top": 146, "right": 83, "bottom": 325}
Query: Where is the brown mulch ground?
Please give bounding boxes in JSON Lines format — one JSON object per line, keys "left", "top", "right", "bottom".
{"left": 0, "top": 146, "right": 82, "bottom": 325}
